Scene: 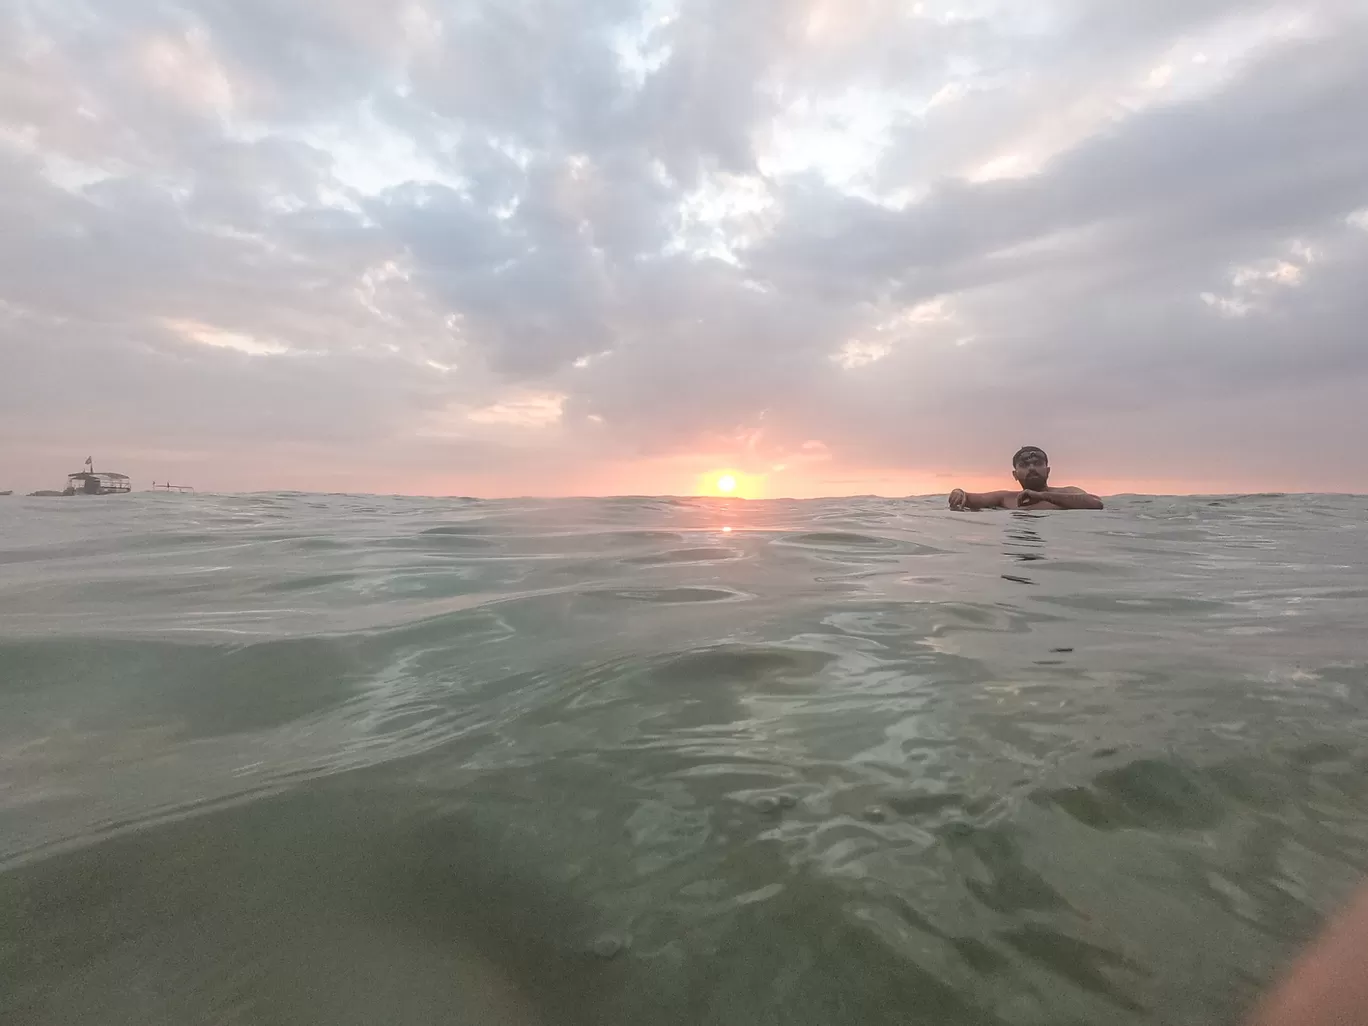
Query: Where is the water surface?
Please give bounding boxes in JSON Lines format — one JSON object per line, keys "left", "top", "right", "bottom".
{"left": 2, "top": 493, "right": 1366, "bottom": 1024}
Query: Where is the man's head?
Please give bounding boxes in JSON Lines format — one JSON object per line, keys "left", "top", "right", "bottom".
{"left": 1012, "top": 446, "right": 1050, "bottom": 490}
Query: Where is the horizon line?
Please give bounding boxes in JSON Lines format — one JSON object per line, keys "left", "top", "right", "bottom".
{"left": 15, "top": 489, "right": 1363, "bottom": 502}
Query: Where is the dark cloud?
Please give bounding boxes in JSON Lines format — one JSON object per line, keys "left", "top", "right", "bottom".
{"left": 1, "top": 0, "right": 1366, "bottom": 494}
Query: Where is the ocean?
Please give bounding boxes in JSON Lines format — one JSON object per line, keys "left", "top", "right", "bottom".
{"left": 1, "top": 492, "right": 1366, "bottom": 1025}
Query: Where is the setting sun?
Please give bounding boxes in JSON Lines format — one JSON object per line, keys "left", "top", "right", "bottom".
{"left": 694, "top": 469, "right": 765, "bottom": 498}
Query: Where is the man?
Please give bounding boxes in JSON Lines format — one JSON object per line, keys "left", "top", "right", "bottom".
{"left": 948, "top": 446, "right": 1104, "bottom": 510}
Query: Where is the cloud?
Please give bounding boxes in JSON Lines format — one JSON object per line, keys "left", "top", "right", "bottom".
{"left": 1, "top": 0, "right": 1366, "bottom": 495}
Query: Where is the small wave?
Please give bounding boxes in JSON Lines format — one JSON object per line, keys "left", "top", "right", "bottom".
{"left": 622, "top": 546, "right": 740, "bottom": 566}
{"left": 585, "top": 587, "right": 751, "bottom": 604}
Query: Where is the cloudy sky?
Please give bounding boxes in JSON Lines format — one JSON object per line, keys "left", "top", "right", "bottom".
{"left": 2, "top": 0, "right": 1366, "bottom": 497}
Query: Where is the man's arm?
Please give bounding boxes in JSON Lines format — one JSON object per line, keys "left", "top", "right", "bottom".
{"left": 949, "top": 489, "right": 1013, "bottom": 510}
{"left": 1024, "top": 487, "right": 1105, "bottom": 510}
{"left": 1246, "top": 884, "right": 1368, "bottom": 1026}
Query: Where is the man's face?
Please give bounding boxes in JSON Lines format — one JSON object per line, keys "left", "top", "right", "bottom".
{"left": 1013, "top": 451, "right": 1050, "bottom": 489}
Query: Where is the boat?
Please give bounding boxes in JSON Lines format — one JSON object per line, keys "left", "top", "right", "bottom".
{"left": 28, "top": 458, "right": 134, "bottom": 496}
{"left": 150, "top": 482, "right": 195, "bottom": 493}
{"left": 64, "top": 470, "right": 132, "bottom": 495}
{"left": 0, "top": 490, "right": 11, "bottom": 497}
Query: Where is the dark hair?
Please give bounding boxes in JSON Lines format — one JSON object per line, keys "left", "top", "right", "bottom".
{"left": 1012, "top": 446, "right": 1048, "bottom": 466}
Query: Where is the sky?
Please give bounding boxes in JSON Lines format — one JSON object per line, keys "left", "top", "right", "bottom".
{"left": 1, "top": 0, "right": 1366, "bottom": 498}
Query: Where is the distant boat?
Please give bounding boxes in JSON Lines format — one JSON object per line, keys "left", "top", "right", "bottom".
{"left": 28, "top": 458, "right": 133, "bottom": 496}
{"left": 64, "top": 470, "right": 132, "bottom": 496}
{"left": 150, "top": 482, "right": 195, "bottom": 493}
{"left": 0, "top": 490, "right": 11, "bottom": 497}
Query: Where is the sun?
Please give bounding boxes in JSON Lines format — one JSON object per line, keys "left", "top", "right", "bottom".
{"left": 694, "top": 468, "right": 762, "bottom": 498}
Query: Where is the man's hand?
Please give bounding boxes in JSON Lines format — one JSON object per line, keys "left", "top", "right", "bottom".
{"left": 948, "top": 488, "right": 968, "bottom": 510}
{"left": 1018, "top": 489, "right": 1047, "bottom": 507}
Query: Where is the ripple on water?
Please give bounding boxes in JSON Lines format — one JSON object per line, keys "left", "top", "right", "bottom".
{"left": 0, "top": 635, "right": 368, "bottom": 742}
{"left": 264, "top": 572, "right": 361, "bottom": 593}
{"left": 779, "top": 531, "right": 945, "bottom": 556}
{"left": 621, "top": 546, "right": 741, "bottom": 566}
{"left": 418, "top": 524, "right": 490, "bottom": 536}
{"left": 585, "top": 587, "right": 752, "bottom": 605}
{"left": 605, "top": 530, "right": 685, "bottom": 545}
{"left": 649, "top": 644, "right": 838, "bottom": 690}
{"left": 1032, "top": 758, "right": 1225, "bottom": 833}
{"left": 396, "top": 532, "right": 498, "bottom": 551}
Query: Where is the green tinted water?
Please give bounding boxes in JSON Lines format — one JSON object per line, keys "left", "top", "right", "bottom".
{"left": 2, "top": 493, "right": 1366, "bottom": 1024}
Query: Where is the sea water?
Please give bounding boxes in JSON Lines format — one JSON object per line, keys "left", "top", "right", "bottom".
{"left": 1, "top": 492, "right": 1366, "bottom": 1024}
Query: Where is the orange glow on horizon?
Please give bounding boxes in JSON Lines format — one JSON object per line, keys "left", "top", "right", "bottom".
{"left": 402, "top": 448, "right": 1239, "bottom": 500}
{"left": 696, "top": 469, "right": 763, "bottom": 498}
